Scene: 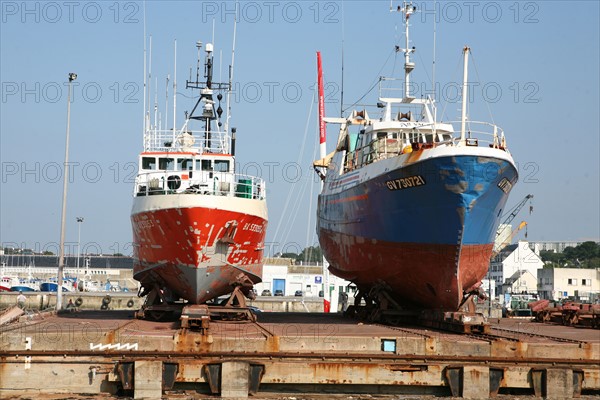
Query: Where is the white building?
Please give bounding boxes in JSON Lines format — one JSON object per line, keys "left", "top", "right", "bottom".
{"left": 501, "top": 270, "right": 538, "bottom": 295}
{"left": 481, "top": 278, "right": 496, "bottom": 300}
{"left": 537, "top": 267, "right": 600, "bottom": 302}
{"left": 254, "top": 258, "right": 355, "bottom": 300}
{"left": 487, "top": 241, "right": 544, "bottom": 298}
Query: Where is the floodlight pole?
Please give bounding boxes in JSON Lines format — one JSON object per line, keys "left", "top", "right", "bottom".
{"left": 57, "top": 72, "right": 77, "bottom": 311}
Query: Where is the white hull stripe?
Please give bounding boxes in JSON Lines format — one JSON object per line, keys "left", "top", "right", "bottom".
{"left": 132, "top": 193, "right": 268, "bottom": 220}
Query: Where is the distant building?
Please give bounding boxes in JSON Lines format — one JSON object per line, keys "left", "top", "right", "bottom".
{"left": 537, "top": 267, "right": 600, "bottom": 302}
{"left": 528, "top": 241, "right": 595, "bottom": 254}
{"left": 487, "top": 241, "right": 544, "bottom": 298}
{"left": 0, "top": 254, "right": 133, "bottom": 269}
{"left": 255, "top": 258, "right": 355, "bottom": 308}
{"left": 494, "top": 224, "right": 513, "bottom": 251}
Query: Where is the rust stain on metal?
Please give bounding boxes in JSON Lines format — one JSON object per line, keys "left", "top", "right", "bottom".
{"left": 177, "top": 363, "right": 203, "bottom": 383}
{"left": 264, "top": 336, "right": 281, "bottom": 353}
{"left": 174, "top": 330, "right": 213, "bottom": 353}
{"left": 311, "top": 362, "right": 346, "bottom": 384}
{"left": 387, "top": 364, "right": 427, "bottom": 372}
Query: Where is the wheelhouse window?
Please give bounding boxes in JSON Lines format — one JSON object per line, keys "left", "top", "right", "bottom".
{"left": 177, "top": 158, "right": 193, "bottom": 171}
{"left": 214, "top": 160, "right": 230, "bottom": 172}
{"left": 159, "top": 157, "right": 175, "bottom": 170}
{"left": 142, "top": 157, "right": 156, "bottom": 170}
{"left": 198, "top": 160, "right": 213, "bottom": 171}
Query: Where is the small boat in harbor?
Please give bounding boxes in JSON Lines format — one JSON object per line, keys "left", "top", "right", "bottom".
{"left": 1, "top": 260, "right": 39, "bottom": 291}
{"left": 1, "top": 276, "right": 20, "bottom": 292}
{"left": 9, "top": 263, "right": 40, "bottom": 292}
{"left": 10, "top": 279, "right": 40, "bottom": 292}
{"left": 77, "top": 279, "right": 102, "bottom": 292}
{"left": 39, "top": 278, "right": 76, "bottom": 292}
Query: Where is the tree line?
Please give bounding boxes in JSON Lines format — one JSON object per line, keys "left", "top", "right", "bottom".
{"left": 540, "top": 241, "right": 600, "bottom": 269}
{"left": 279, "top": 246, "right": 323, "bottom": 263}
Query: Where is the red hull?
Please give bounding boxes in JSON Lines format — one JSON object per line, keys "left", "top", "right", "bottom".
{"left": 319, "top": 228, "right": 492, "bottom": 310}
{"left": 132, "top": 203, "right": 267, "bottom": 304}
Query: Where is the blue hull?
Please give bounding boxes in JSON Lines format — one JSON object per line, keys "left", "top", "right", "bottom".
{"left": 10, "top": 286, "right": 37, "bottom": 292}
{"left": 317, "top": 153, "right": 518, "bottom": 310}
{"left": 318, "top": 155, "right": 517, "bottom": 246}
{"left": 39, "top": 283, "right": 71, "bottom": 292}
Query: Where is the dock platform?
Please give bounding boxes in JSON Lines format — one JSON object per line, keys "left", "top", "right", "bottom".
{"left": 1, "top": 310, "right": 599, "bottom": 399}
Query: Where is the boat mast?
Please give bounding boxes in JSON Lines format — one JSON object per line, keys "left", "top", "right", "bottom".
{"left": 153, "top": 77, "right": 158, "bottom": 131}
{"left": 340, "top": 1, "right": 345, "bottom": 117}
{"left": 229, "top": 20, "right": 237, "bottom": 157}
{"left": 165, "top": 74, "right": 169, "bottom": 139}
{"left": 460, "top": 46, "right": 470, "bottom": 143}
{"left": 142, "top": 2, "right": 147, "bottom": 143}
{"left": 148, "top": 36, "right": 152, "bottom": 133}
{"left": 317, "top": 52, "right": 326, "bottom": 161}
{"left": 316, "top": 51, "right": 331, "bottom": 310}
{"left": 186, "top": 40, "right": 231, "bottom": 153}
{"left": 204, "top": 43, "right": 214, "bottom": 148}
{"left": 225, "top": 9, "right": 237, "bottom": 135}
{"left": 432, "top": 0, "right": 436, "bottom": 102}
{"left": 172, "top": 40, "right": 177, "bottom": 141}
{"left": 401, "top": 2, "right": 416, "bottom": 99}
{"left": 432, "top": 0, "right": 437, "bottom": 135}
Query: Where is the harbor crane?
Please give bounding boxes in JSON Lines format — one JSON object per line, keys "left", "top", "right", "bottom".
{"left": 493, "top": 194, "right": 534, "bottom": 255}
{"left": 492, "top": 221, "right": 528, "bottom": 258}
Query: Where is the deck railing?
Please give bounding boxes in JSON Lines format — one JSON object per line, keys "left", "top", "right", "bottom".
{"left": 344, "top": 120, "right": 506, "bottom": 172}
{"left": 134, "top": 171, "right": 266, "bottom": 200}
{"left": 143, "top": 129, "right": 231, "bottom": 154}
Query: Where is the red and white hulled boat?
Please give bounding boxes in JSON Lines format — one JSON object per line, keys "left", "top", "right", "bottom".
{"left": 131, "top": 41, "right": 267, "bottom": 304}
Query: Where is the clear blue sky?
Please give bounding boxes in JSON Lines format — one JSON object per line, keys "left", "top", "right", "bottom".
{"left": 1, "top": 1, "right": 599, "bottom": 257}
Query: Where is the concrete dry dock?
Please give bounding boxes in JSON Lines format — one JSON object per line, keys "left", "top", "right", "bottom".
{"left": 1, "top": 311, "right": 599, "bottom": 399}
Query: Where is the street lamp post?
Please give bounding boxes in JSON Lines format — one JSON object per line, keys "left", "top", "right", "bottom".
{"left": 76, "top": 217, "right": 84, "bottom": 286}
{"left": 57, "top": 72, "right": 77, "bottom": 311}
